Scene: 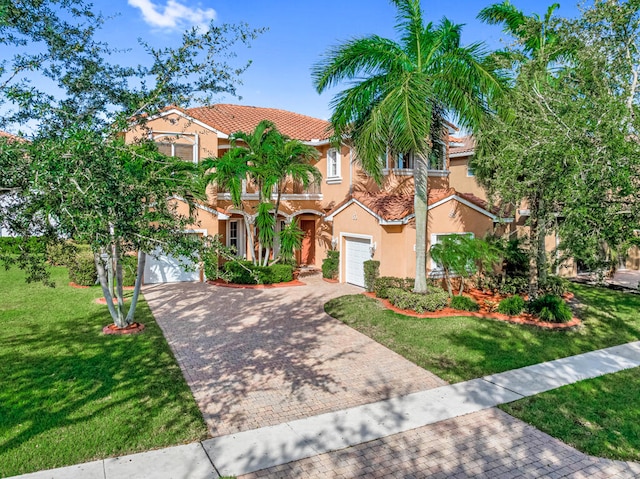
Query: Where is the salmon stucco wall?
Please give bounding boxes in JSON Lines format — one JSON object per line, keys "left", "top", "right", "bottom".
{"left": 169, "top": 199, "right": 220, "bottom": 237}
{"left": 449, "top": 156, "right": 487, "bottom": 200}
{"left": 426, "top": 200, "right": 494, "bottom": 272}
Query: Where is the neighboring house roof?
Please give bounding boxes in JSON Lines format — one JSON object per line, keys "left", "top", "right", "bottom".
{"left": 449, "top": 135, "right": 475, "bottom": 157}
{"left": 0, "top": 131, "right": 26, "bottom": 142}
{"left": 183, "top": 104, "right": 332, "bottom": 142}
{"left": 326, "top": 188, "right": 512, "bottom": 225}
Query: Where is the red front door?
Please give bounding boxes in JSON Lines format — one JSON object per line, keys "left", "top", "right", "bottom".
{"left": 300, "top": 220, "right": 316, "bottom": 265}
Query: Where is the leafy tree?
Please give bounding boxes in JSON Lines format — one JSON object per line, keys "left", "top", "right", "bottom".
{"left": 312, "top": 0, "right": 503, "bottom": 293}
{"left": 0, "top": 0, "right": 262, "bottom": 328}
{"left": 475, "top": 1, "right": 573, "bottom": 297}
{"left": 475, "top": 0, "right": 640, "bottom": 291}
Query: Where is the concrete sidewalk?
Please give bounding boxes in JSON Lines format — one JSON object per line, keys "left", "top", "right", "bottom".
{"left": 12, "top": 342, "right": 640, "bottom": 479}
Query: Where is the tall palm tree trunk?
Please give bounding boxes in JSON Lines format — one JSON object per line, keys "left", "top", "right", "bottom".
{"left": 414, "top": 153, "right": 429, "bottom": 293}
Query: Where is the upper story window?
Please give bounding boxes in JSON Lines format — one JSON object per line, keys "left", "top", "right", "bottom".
{"left": 467, "top": 165, "right": 475, "bottom": 177}
{"left": 154, "top": 133, "right": 198, "bottom": 163}
{"left": 326, "top": 148, "right": 341, "bottom": 183}
{"left": 396, "top": 152, "right": 414, "bottom": 170}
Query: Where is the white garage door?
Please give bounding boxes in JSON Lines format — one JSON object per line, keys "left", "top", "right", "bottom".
{"left": 344, "top": 236, "right": 371, "bottom": 287}
{"left": 143, "top": 248, "right": 201, "bottom": 284}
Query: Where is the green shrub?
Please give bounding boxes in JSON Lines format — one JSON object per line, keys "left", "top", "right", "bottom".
{"left": 203, "top": 249, "right": 222, "bottom": 280}
{"left": 499, "top": 276, "right": 529, "bottom": 295}
{"left": 450, "top": 295, "right": 479, "bottom": 312}
{"left": 386, "top": 287, "right": 449, "bottom": 313}
{"left": 0, "top": 236, "right": 47, "bottom": 255}
{"left": 68, "top": 255, "right": 97, "bottom": 286}
{"left": 497, "top": 295, "right": 525, "bottom": 315}
{"left": 223, "top": 261, "right": 293, "bottom": 284}
{"left": 224, "top": 260, "right": 259, "bottom": 284}
{"left": 538, "top": 275, "right": 568, "bottom": 296}
{"left": 322, "top": 250, "right": 339, "bottom": 279}
{"left": 373, "top": 276, "right": 413, "bottom": 299}
{"left": 268, "top": 264, "right": 293, "bottom": 283}
{"left": 363, "top": 260, "right": 380, "bottom": 292}
{"left": 526, "top": 294, "right": 573, "bottom": 323}
{"left": 46, "top": 241, "right": 79, "bottom": 266}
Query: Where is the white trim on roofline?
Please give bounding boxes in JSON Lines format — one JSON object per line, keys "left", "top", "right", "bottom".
{"left": 449, "top": 151, "right": 474, "bottom": 158}
{"left": 325, "top": 198, "right": 414, "bottom": 226}
{"left": 428, "top": 195, "right": 513, "bottom": 222}
{"left": 169, "top": 196, "right": 229, "bottom": 220}
{"left": 147, "top": 109, "right": 229, "bottom": 138}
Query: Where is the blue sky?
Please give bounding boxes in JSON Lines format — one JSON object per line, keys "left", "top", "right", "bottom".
{"left": 34, "top": 1, "right": 584, "bottom": 121}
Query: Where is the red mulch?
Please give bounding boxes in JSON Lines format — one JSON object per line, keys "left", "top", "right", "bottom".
{"left": 95, "top": 297, "right": 130, "bottom": 305}
{"left": 363, "top": 289, "right": 581, "bottom": 330}
{"left": 207, "top": 279, "right": 306, "bottom": 289}
{"left": 102, "top": 322, "right": 145, "bottom": 335}
{"left": 69, "top": 282, "right": 91, "bottom": 289}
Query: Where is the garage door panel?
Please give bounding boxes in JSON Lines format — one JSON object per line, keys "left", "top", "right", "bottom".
{"left": 144, "top": 248, "right": 200, "bottom": 284}
{"left": 345, "top": 236, "right": 370, "bottom": 287}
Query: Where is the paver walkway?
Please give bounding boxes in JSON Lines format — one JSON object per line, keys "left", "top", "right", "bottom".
{"left": 142, "top": 276, "right": 446, "bottom": 436}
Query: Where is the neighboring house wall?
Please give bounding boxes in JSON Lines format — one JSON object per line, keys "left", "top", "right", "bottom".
{"left": 448, "top": 155, "right": 487, "bottom": 201}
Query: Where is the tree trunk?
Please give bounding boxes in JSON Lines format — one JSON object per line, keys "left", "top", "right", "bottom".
{"left": 125, "top": 251, "right": 146, "bottom": 324}
{"left": 113, "top": 241, "right": 126, "bottom": 324}
{"left": 95, "top": 251, "right": 126, "bottom": 328}
{"left": 528, "top": 197, "right": 540, "bottom": 299}
{"left": 413, "top": 153, "right": 428, "bottom": 293}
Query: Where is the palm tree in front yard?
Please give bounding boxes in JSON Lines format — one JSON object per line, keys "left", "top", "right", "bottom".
{"left": 312, "top": 0, "right": 504, "bottom": 293}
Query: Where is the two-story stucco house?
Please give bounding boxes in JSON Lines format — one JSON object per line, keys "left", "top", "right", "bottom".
{"left": 125, "top": 104, "right": 515, "bottom": 286}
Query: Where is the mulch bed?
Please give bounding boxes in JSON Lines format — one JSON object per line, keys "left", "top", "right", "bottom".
{"left": 207, "top": 278, "right": 306, "bottom": 289}
{"left": 102, "top": 322, "right": 145, "bottom": 335}
{"left": 363, "top": 289, "right": 581, "bottom": 330}
{"left": 69, "top": 282, "right": 91, "bottom": 289}
{"left": 95, "top": 297, "right": 130, "bottom": 305}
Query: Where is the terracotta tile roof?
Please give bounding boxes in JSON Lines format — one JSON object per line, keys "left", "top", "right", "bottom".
{"left": 353, "top": 192, "right": 414, "bottom": 221}
{"left": 0, "top": 131, "right": 24, "bottom": 142}
{"left": 334, "top": 188, "right": 505, "bottom": 222}
{"left": 184, "top": 104, "right": 332, "bottom": 142}
{"left": 449, "top": 135, "right": 475, "bottom": 156}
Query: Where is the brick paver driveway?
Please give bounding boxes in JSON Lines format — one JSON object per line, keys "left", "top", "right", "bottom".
{"left": 143, "top": 276, "right": 446, "bottom": 436}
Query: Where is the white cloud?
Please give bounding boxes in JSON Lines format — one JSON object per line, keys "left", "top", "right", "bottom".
{"left": 128, "top": 0, "right": 216, "bottom": 31}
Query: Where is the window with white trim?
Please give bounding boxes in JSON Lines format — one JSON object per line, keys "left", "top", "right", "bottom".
{"left": 155, "top": 133, "right": 197, "bottom": 163}
{"left": 327, "top": 148, "right": 341, "bottom": 179}
{"left": 467, "top": 163, "right": 475, "bottom": 177}
{"left": 396, "top": 151, "right": 414, "bottom": 170}
{"left": 227, "top": 219, "right": 245, "bottom": 257}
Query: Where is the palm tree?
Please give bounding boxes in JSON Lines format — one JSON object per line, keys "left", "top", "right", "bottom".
{"left": 204, "top": 120, "right": 322, "bottom": 266}
{"left": 478, "top": 1, "right": 562, "bottom": 62}
{"left": 312, "top": 0, "right": 503, "bottom": 293}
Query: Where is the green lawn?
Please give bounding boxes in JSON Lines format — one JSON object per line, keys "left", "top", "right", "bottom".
{"left": 325, "top": 284, "right": 640, "bottom": 383}
{"left": 501, "top": 367, "right": 640, "bottom": 462}
{"left": 325, "top": 283, "right": 640, "bottom": 461}
{"left": 0, "top": 267, "right": 207, "bottom": 477}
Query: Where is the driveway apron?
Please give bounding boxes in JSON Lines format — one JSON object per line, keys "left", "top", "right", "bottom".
{"left": 143, "top": 276, "right": 447, "bottom": 436}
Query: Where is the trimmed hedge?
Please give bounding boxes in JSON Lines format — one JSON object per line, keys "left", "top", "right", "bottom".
{"left": 223, "top": 260, "right": 293, "bottom": 284}
{"left": 322, "top": 250, "right": 339, "bottom": 279}
{"left": 363, "top": 260, "right": 380, "bottom": 292}
{"left": 69, "top": 255, "right": 97, "bottom": 286}
{"left": 386, "top": 287, "right": 449, "bottom": 313}
{"left": 450, "top": 295, "right": 479, "bottom": 312}
{"left": 373, "top": 276, "right": 413, "bottom": 299}
{"left": 497, "top": 295, "right": 525, "bottom": 315}
{"left": 526, "top": 294, "right": 573, "bottom": 323}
